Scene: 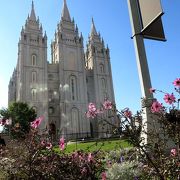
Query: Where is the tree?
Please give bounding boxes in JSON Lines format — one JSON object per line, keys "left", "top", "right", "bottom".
{"left": 0, "top": 102, "right": 37, "bottom": 138}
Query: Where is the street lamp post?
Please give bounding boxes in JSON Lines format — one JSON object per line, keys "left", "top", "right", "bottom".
{"left": 127, "top": 0, "right": 154, "bottom": 143}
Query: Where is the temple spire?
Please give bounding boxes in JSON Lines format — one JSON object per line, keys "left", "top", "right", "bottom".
{"left": 91, "top": 18, "right": 98, "bottom": 36}
{"left": 30, "top": 1, "right": 36, "bottom": 21}
{"left": 61, "top": 0, "right": 71, "bottom": 21}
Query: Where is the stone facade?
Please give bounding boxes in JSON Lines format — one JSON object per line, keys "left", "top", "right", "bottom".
{"left": 8, "top": 0, "right": 115, "bottom": 139}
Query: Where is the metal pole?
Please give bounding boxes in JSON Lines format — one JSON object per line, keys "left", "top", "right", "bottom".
{"left": 127, "top": 0, "right": 154, "bottom": 143}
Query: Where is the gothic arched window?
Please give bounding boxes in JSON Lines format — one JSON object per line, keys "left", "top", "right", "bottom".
{"left": 70, "top": 76, "right": 77, "bottom": 101}
{"left": 31, "top": 88, "right": 37, "bottom": 101}
{"left": 100, "top": 64, "right": 104, "bottom": 73}
{"left": 101, "top": 78, "right": 106, "bottom": 89}
{"left": 49, "top": 107, "right": 54, "bottom": 114}
{"left": 71, "top": 108, "right": 80, "bottom": 133}
{"left": 31, "top": 54, "right": 37, "bottom": 66}
{"left": 32, "top": 71, "right": 37, "bottom": 83}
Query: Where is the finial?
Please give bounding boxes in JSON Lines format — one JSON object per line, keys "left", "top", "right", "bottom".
{"left": 61, "top": 0, "right": 71, "bottom": 21}
{"left": 40, "top": 24, "right": 43, "bottom": 31}
{"left": 80, "top": 32, "right": 83, "bottom": 38}
{"left": 102, "top": 38, "right": 104, "bottom": 46}
{"left": 106, "top": 44, "right": 109, "bottom": 50}
{"left": 32, "top": 1, "right": 34, "bottom": 9}
{"left": 30, "top": 0, "right": 36, "bottom": 21}
{"left": 44, "top": 31, "right": 47, "bottom": 38}
{"left": 75, "top": 24, "right": 78, "bottom": 32}
{"left": 91, "top": 17, "right": 97, "bottom": 36}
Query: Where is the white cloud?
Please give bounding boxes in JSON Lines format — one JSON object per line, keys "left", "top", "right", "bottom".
{"left": 0, "top": 75, "right": 8, "bottom": 109}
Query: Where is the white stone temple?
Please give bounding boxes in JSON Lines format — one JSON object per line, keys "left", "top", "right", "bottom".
{"left": 8, "top": 0, "right": 115, "bottom": 139}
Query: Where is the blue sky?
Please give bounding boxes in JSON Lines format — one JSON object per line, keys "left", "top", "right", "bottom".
{"left": 0, "top": 0, "right": 179, "bottom": 113}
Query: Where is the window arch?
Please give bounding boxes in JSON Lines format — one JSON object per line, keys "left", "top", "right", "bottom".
{"left": 31, "top": 54, "right": 37, "bottom": 66}
{"left": 70, "top": 76, "right": 78, "bottom": 101}
{"left": 100, "top": 64, "right": 104, "bottom": 73}
{"left": 49, "top": 107, "right": 54, "bottom": 114}
{"left": 101, "top": 78, "right": 106, "bottom": 89}
{"left": 32, "top": 71, "right": 37, "bottom": 83}
{"left": 31, "top": 88, "right": 37, "bottom": 101}
{"left": 71, "top": 108, "right": 80, "bottom": 133}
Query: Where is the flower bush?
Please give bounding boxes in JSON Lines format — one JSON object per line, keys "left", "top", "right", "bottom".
{"left": 86, "top": 78, "right": 180, "bottom": 179}
{"left": 0, "top": 117, "right": 105, "bottom": 179}
{"left": 1, "top": 78, "right": 179, "bottom": 179}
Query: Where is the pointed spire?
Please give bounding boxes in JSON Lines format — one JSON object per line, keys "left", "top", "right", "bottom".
{"left": 91, "top": 18, "right": 98, "bottom": 36}
{"left": 72, "top": 17, "right": 75, "bottom": 24}
{"left": 30, "top": 1, "right": 36, "bottom": 21}
{"left": 106, "top": 44, "right": 109, "bottom": 51}
{"left": 102, "top": 37, "right": 104, "bottom": 46}
{"left": 80, "top": 32, "right": 84, "bottom": 46}
{"left": 39, "top": 24, "right": 43, "bottom": 33}
{"left": 44, "top": 31, "right": 47, "bottom": 39}
{"left": 61, "top": 0, "right": 71, "bottom": 21}
{"left": 75, "top": 24, "right": 78, "bottom": 32}
{"left": 21, "top": 26, "right": 24, "bottom": 33}
{"left": 80, "top": 32, "right": 83, "bottom": 38}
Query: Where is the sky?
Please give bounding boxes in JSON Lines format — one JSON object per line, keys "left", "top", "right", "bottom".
{"left": 0, "top": 0, "right": 179, "bottom": 114}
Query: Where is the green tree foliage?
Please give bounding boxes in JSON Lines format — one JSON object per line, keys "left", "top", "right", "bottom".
{"left": 0, "top": 108, "right": 10, "bottom": 120}
{"left": 0, "top": 102, "right": 37, "bottom": 138}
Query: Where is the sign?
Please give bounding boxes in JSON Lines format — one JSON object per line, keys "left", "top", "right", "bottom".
{"left": 138, "top": 0, "right": 166, "bottom": 41}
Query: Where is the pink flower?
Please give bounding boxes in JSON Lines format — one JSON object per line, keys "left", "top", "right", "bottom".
{"left": 0, "top": 119, "right": 11, "bottom": 125}
{"left": 101, "top": 172, "right": 107, "bottom": 180}
{"left": 173, "top": 78, "right": 180, "bottom": 87}
{"left": 78, "top": 155, "right": 83, "bottom": 161}
{"left": 88, "top": 153, "right": 94, "bottom": 162}
{"left": 31, "top": 116, "right": 44, "bottom": 128}
{"left": 163, "top": 93, "right": 176, "bottom": 104}
{"left": 88, "top": 103, "right": 97, "bottom": 112}
{"left": 86, "top": 111, "right": 98, "bottom": 119}
{"left": 170, "top": 148, "right": 177, "bottom": 156}
{"left": 149, "top": 88, "right": 156, "bottom": 93}
{"left": 86, "top": 103, "right": 98, "bottom": 118}
{"left": 124, "top": 109, "right": 132, "bottom": 118}
{"left": 41, "top": 140, "right": 46, "bottom": 146}
{"left": 151, "top": 101, "right": 163, "bottom": 113}
{"left": 59, "top": 137, "right": 65, "bottom": 151}
{"left": 0, "top": 119, "right": 6, "bottom": 125}
{"left": 46, "top": 142, "right": 52, "bottom": 150}
{"left": 103, "top": 100, "right": 113, "bottom": 110}
{"left": 5, "top": 119, "right": 11, "bottom": 125}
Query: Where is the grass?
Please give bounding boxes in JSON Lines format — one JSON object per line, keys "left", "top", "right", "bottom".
{"left": 54, "top": 139, "right": 131, "bottom": 153}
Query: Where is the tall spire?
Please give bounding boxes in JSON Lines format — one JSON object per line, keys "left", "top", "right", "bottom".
{"left": 91, "top": 18, "right": 97, "bottom": 36}
{"left": 30, "top": 1, "right": 36, "bottom": 21}
{"left": 61, "top": 0, "right": 71, "bottom": 21}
